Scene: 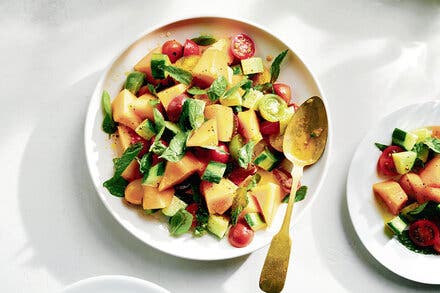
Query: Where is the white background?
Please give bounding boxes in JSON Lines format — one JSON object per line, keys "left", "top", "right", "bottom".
{"left": 1, "top": 0, "right": 440, "bottom": 292}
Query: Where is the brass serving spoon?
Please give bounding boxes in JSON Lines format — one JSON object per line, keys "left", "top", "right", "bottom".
{"left": 259, "top": 96, "right": 328, "bottom": 293}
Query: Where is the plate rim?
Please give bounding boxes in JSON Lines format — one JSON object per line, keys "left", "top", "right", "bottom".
{"left": 84, "top": 14, "right": 332, "bottom": 260}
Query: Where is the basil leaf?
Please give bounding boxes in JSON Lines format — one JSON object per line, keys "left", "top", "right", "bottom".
{"left": 124, "top": 71, "right": 145, "bottom": 95}
{"left": 101, "top": 90, "right": 112, "bottom": 117}
{"left": 160, "top": 131, "right": 189, "bottom": 162}
{"left": 423, "top": 137, "right": 440, "bottom": 153}
{"left": 187, "top": 87, "right": 207, "bottom": 95}
{"left": 207, "top": 76, "right": 227, "bottom": 101}
{"left": 149, "top": 128, "right": 166, "bottom": 155}
{"left": 179, "top": 98, "right": 206, "bottom": 130}
{"left": 139, "top": 152, "right": 152, "bottom": 174}
{"left": 374, "top": 143, "right": 388, "bottom": 151}
{"left": 164, "top": 65, "right": 193, "bottom": 85}
{"left": 169, "top": 209, "right": 193, "bottom": 236}
{"left": 102, "top": 114, "right": 117, "bottom": 134}
{"left": 270, "top": 49, "right": 288, "bottom": 83}
{"left": 153, "top": 108, "right": 165, "bottom": 131}
{"left": 147, "top": 83, "right": 158, "bottom": 96}
{"left": 191, "top": 35, "right": 217, "bottom": 46}
{"left": 237, "top": 141, "right": 255, "bottom": 168}
{"left": 282, "top": 185, "right": 308, "bottom": 203}
{"left": 103, "top": 176, "right": 128, "bottom": 197}
{"left": 101, "top": 91, "right": 117, "bottom": 134}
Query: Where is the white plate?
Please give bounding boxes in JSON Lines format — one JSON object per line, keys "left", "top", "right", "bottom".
{"left": 84, "top": 16, "right": 331, "bottom": 260}
{"left": 347, "top": 100, "right": 440, "bottom": 284}
{"left": 62, "top": 275, "right": 169, "bottom": 293}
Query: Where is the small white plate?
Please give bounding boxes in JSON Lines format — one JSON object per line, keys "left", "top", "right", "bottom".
{"left": 62, "top": 275, "right": 169, "bottom": 293}
{"left": 84, "top": 16, "right": 331, "bottom": 260}
{"left": 347, "top": 100, "right": 440, "bottom": 284}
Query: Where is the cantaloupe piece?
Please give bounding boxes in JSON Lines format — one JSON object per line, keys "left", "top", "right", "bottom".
{"left": 134, "top": 46, "right": 162, "bottom": 83}
{"left": 174, "top": 55, "right": 201, "bottom": 71}
{"left": 398, "top": 173, "right": 424, "bottom": 201}
{"left": 419, "top": 186, "right": 440, "bottom": 203}
{"left": 116, "top": 125, "right": 142, "bottom": 181}
{"left": 252, "top": 66, "right": 270, "bottom": 85}
{"left": 124, "top": 179, "right": 144, "bottom": 205}
{"left": 251, "top": 183, "right": 282, "bottom": 226}
{"left": 201, "top": 178, "right": 237, "bottom": 215}
{"left": 112, "top": 89, "right": 142, "bottom": 130}
{"left": 373, "top": 181, "right": 408, "bottom": 215}
{"left": 142, "top": 185, "right": 174, "bottom": 210}
{"left": 419, "top": 155, "right": 440, "bottom": 187}
{"left": 238, "top": 193, "right": 260, "bottom": 220}
{"left": 209, "top": 38, "right": 234, "bottom": 65}
{"left": 204, "top": 104, "right": 234, "bottom": 142}
{"left": 156, "top": 83, "right": 188, "bottom": 109}
{"left": 237, "top": 110, "right": 262, "bottom": 142}
{"left": 192, "top": 43, "right": 230, "bottom": 86}
{"left": 158, "top": 153, "right": 204, "bottom": 191}
{"left": 130, "top": 94, "right": 157, "bottom": 121}
{"left": 186, "top": 119, "right": 218, "bottom": 147}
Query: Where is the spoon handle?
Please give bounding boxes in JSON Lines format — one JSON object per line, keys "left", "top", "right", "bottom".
{"left": 280, "top": 164, "right": 303, "bottom": 234}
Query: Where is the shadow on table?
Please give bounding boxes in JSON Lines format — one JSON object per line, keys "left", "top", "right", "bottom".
{"left": 16, "top": 72, "right": 248, "bottom": 292}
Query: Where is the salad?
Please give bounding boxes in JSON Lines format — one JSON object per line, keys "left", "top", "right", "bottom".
{"left": 373, "top": 126, "right": 440, "bottom": 254}
{"left": 100, "top": 33, "right": 307, "bottom": 248}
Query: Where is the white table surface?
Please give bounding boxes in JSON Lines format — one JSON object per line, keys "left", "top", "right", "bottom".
{"left": 1, "top": 0, "right": 440, "bottom": 292}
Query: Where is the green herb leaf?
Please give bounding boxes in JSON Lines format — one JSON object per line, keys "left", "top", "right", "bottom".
{"left": 153, "top": 108, "right": 165, "bottom": 131}
{"left": 194, "top": 205, "right": 209, "bottom": 237}
{"left": 179, "top": 98, "right": 206, "bottom": 130}
{"left": 374, "top": 143, "right": 388, "bottom": 151}
{"left": 102, "top": 114, "right": 117, "bottom": 134}
{"left": 169, "top": 209, "right": 194, "bottom": 236}
{"left": 149, "top": 127, "right": 166, "bottom": 155}
{"left": 270, "top": 49, "right": 288, "bottom": 83}
{"left": 101, "top": 91, "right": 117, "bottom": 134}
{"left": 207, "top": 76, "right": 227, "bottom": 101}
{"left": 282, "top": 185, "right": 308, "bottom": 203}
{"left": 191, "top": 35, "right": 217, "bottom": 46}
{"left": 231, "top": 187, "right": 248, "bottom": 225}
{"left": 237, "top": 141, "right": 255, "bottom": 168}
{"left": 246, "top": 173, "right": 261, "bottom": 191}
{"left": 253, "top": 82, "right": 273, "bottom": 93}
{"left": 187, "top": 87, "right": 207, "bottom": 95}
{"left": 397, "top": 231, "right": 438, "bottom": 255}
{"left": 147, "top": 83, "right": 158, "bottom": 96}
{"left": 148, "top": 99, "right": 160, "bottom": 107}
{"left": 241, "top": 79, "right": 253, "bottom": 90}
{"left": 103, "top": 176, "right": 128, "bottom": 197}
{"left": 124, "top": 71, "right": 145, "bottom": 95}
{"left": 160, "top": 131, "right": 189, "bottom": 162}
{"left": 101, "top": 90, "right": 112, "bottom": 117}
{"left": 423, "top": 137, "right": 440, "bottom": 153}
{"left": 139, "top": 152, "right": 152, "bottom": 174}
{"left": 164, "top": 65, "right": 193, "bottom": 85}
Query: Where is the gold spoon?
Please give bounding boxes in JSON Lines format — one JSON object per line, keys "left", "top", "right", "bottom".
{"left": 259, "top": 96, "right": 328, "bottom": 293}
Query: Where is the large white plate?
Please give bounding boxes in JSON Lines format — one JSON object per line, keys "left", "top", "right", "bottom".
{"left": 84, "top": 16, "right": 331, "bottom": 260}
{"left": 347, "top": 100, "right": 440, "bottom": 284}
{"left": 62, "top": 275, "right": 169, "bottom": 293}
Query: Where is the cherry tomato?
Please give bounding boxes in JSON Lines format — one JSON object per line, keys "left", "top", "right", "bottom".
{"left": 228, "top": 165, "right": 257, "bottom": 186}
{"left": 207, "top": 143, "right": 230, "bottom": 163}
{"left": 260, "top": 121, "right": 280, "bottom": 135}
{"left": 228, "top": 221, "right": 254, "bottom": 248}
{"left": 273, "top": 168, "right": 296, "bottom": 194}
{"left": 186, "top": 203, "right": 198, "bottom": 228}
{"left": 183, "top": 39, "right": 200, "bottom": 56}
{"left": 273, "top": 83, "right": 292, "bottom": 104}
{"left": 166, "top": 94, "right": 188, "bottom": 122}
{"left": 130, "top": 133, "right": 149, "bottom": 157}
{"left": 289, "top": 102, "right": 299, "bottom": 112}
{"left": 377, "top": 146, "right": 404, "bottom": 176}
{"left": 162, "top": 40, "right": 183, "bottom": 63}
{"left": 232, "top": 114, "right": 239, "bottom": 136}
{"left": 409, "top": 219, "right": 440, "bottom": 247}
{"left": 137, "top": 85, "right": 151, "bottom": 97}
{"left": 230, "top": 33, "right": 255, "bottom": 60}
{"left": 434, "top": 238, "right": 440, "bottom": 253}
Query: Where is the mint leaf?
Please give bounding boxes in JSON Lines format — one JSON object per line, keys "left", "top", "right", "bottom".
{"left": 101, "top": 91, "right": 117, "bottom": 134}
{"left": 147, "top": 83, "right": 158, "bottom": 96}
{"left": 169, "top": 209, "right": 193, "bottom": 236}
{"left": 179, "top": 98, "right": 206, "bottom": 130}
{"left": 160, "top": 131, "right": 189, "bottom": 162}
{"left": 103, "top": 176, "right": 128, "bottom": 197}
{"left": 374, "top": 143, "right": 388, "bottom": 151}
{"left": 237, "top": 141, "right": 255, "bottom": 168}
{"left": 191, "top": 35, "right": 217, "bottom": 46}
{"left": 124, "top": 71, "right": 145, "bottom": 95}
{"left": 102, "top": 114, "right": 117, "bottom": 134}
{"left": 207, "top": 76, "right": 227, "bottom": 101}
{"left": 223, "top": 78, "right": 250, "bottom": 98}
{"left": 101, "top": 90, "right": 112, "bottom": 116}
{"left": 187, "top": 87, "right": 207, "bottom": 95}
{"left": 139, "top": 152, "right": 152, "bottom": 174}
{"left": 270, "top": 49, "right": 288, "bottom": 83}
{"left": 282, "top": 185, "right": 308, "bottom": 203}
{"left": 153, "top": 108, "right": 165, "bottom": 131}
{"left": 164, "top": 65, "right": 193, "bottom": 85}
{"left": 423, "top": 137, "right": 440, "bottom": 153}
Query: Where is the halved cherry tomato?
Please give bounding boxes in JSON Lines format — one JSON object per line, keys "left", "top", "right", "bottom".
{"left": 186, "top": 203, "right": 198, "bottom": 228}
{"left": 166, "top": 94, "right": 188, "bottom": 122}
{"left": 273, "top": 168, "right": 300, "bottom": 195}
{"left": 273, "top": 83, "right": 292, "bottom": 104}
{"left": 137, "top": 85, "right": 151, "bottom": 97}
{"left": 183, "top": 39, "right": 200, "bottom": 56}
{"left": 162, "top": 40, "right": 183, "bottom": 63}
{"left": 409, "top": 219, "right": 440, "bottom": 247}
{"left": 228, "top": 165, "right": 257, "bottom": 186}
{"left": 207, "top": 143, "right": 230, "bottom": 164}
{"left": 230, "top": 33, "right": 255, "bottom": 60}
{"left": 260, "top": 121, "right": 280, "bottom": 135}
{"left": 377, "top": 146, "right": 403, "bottom": 177}
{"left": 228, "top": 221, "right": 254, "bottom": 248}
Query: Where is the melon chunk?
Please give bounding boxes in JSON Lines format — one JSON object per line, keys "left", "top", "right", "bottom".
{"left": 419, "top": 186, "right": 440, "bottom": 203}
{"left": 237, "top": 110, "right": 262, "bottom": 142}
{"left": 201, "top": 178, "right": 237, "bottom": 215}
{"left": 134, "top": 46, "right": 162, "bottom": 83}
{"left": 186, "top": 118, "right": 218, "bottom": 147}
{"left": 130, "top": 94, "right": 157, "bottom": 121}
{"left": 204, "top": 104, "right": 234, "bottom": 142}
{"left": 157, "top": 83, "right": 188, "bottom": 109}
{"left": 142, "top": 185, "right": 174, "bottom": 210}
{"left": 116, "top": 125, "right": 142, "bottom": 181}
{"left": 192, "top": 43, "right": 230, "bottom": 86}
{"left": 112, "top": 89, "right": 142, "bottom": 130}
{"left": 373, "top": 181, "right": 408, "bottom": 215}
{"left": 398, "top": 173, "right": 424, "bottom": 201}
{"left": 251, "top": 183, "right": 282, "bottom": 226}
{"left": 419, "top": 155, "right": 440, "bottom": 187}
{"left": 124, "top": 178, "right": 143, "bottom": 205}
{"left": 158, "top": 153, "right": 204, "bottom": 191}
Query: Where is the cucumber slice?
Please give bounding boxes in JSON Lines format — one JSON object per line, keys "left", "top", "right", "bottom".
{"left": 229, "top": 134, "right": 245, "bottom": 161}
{"left": 142, "top": 161, "right": 166, "bottom": 187}
{"left": 207, "top": 215, "right": 230, "bottom": 239}
{"left": 244, "top": 212, "right": 267, "bottom": 231}
{"left": 392, "top": 151, "right": 417, "bottom": 174}
{"left": 411, "top": 128, "right": 433, "bottom": 143}
{"left": 151, "top": 53, "right": 170, "bottom": 80}
{"left": 386, "top": 215, "right": 407, "bottom": 235}
{"left": 135, "top": 119, "right": 156, "bottom": 140}
{"left": 242, "top": 89, "right": 264, "bottom": 110}
{"left": 202, "top": 161, "right": 227, "bottom": 183}
{"left": 124, "top": 71, "right": 145, "bottom": 95}
{"left": 258, "top": 94, "right": 287, "bottom": 122}
{"left": 254, "top": 147, "right": 280, "bottom": 171}
{"left": 162, "top": 196, "right": 188, "bottom": 217}
{"left": 400, "top": 202, "right": 428, "bottom": 222}
{"left": 392, "top": 128, "right": 418, "bottom": 151}
{"left": 241, "top": 57, "right": 264, "bottom": 75}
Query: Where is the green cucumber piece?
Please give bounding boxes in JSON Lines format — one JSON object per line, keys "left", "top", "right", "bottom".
{"left": 229, "top": 134, "right": 245, "bottom": 162}
{"left": 151, "top": 53, "right": 170, "bottom": 80}
{"left": 244, "top": 212, "right": 266, "bottom": 231}
{"left": 392, "top": 128, "right": 418, "bottom": 151}
{"left": 207, "top": 214, "right": 230, "bottom": 239}
{"left": 391, "top": 151, "right": 417, "bottom": 174}
{"left": 241, "top": 57, "right": 264, "bottom": 75}
{"left": 202, "top": 161, "right": 227, "bottom": 183}
{"left": 162, "top": 196, "right": 188, "bottom": 217}
{"left": 142, "top": 161, "right": 166, "bottom": 187}
{"left": 258, "top": 94, "right": 287, "bottom": 122}
{"left": 386, "top": 215, "right": 407, "bottom": 235}
{"left": 164, "top": 121, "right": 181, "bottom": 135}
{"left": 242, "top": 89, "right": 264, "bottom": 110}
{"left": 135, "top": 119, "right": 156, "bottom": 140}
{"left": 124, "top": 71, "right": 145, "bottom": 94}
{"left": 253, "top": 147, "right": 279, "bottom": 171}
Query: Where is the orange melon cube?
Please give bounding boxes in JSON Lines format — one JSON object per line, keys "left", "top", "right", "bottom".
{"left": 373, "top": 181, "right": 408, "bottom": 215}
{"left": 134, "top": 46, "right": 162, "bottom": 83}
{"left": 115, "top": 125, "right": 141, "bottom": 181}
{"left": 158, "top": 153, "right": 204, "bottom": 191}
{"left": 251, "top": 183, "right": 282, "bottom": 226}
{"left": 201, "top": 178, "right": 237, "bottom": 215}
{"left": 142, "top": 186, "right": 174, "bottom": 210}
{"left": 398, "top": 173, "right": 424, "bottom": 201}
{"left": 419, "top": 156, "right": 440, "bottom": 187}
{"left": 130, "top": 94, "right": 157, "bottom": 121}
{"left": 112, "top": 89, "right": 142, "bottom": 130}
{"left": 237, "top": 110, "right": 262, "bottom": 142}
{"left": 124, "top": 179, "right": 144, "bottom": 205}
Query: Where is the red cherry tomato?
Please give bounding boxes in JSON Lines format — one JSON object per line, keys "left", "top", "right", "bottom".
{"left": 207, "top": 143, "right": 230, "bottom": 163}
{"left": 228, "top": 221, "right": 254, "bottom": 248}
{"left": 260, "top": 121, "right": 280, "bottom": 135}
{"left": 183, "top": 39, "right": 200, "bottom": 56}
{"left": 273, "top": 168, "right": 296, "bottom": 195}
{"left": 409, "top": 219, "right": 440, "bottom": 247}
{"left": 289, "top": 102, "right": 299, "bottom": 112}
{"left": 230, "top": 33, "right": 255, "bottom": 60}
{"left": 130, "top": 133, "right": 149, "bottom": 157}
{"left": 137, "top": 85, "right": 151, "bottom": 97}
{"left": 377, "top": 146, "right": 404, "bottom": 176}
{"left": 186, "top": 203, "right": 198, "bottom": 228}
{"left": 232, "top": 114, "right": 239, "bottom": 136}
{"left": 162, "top": 40, "right": 183, "bottom": 63}
{"left": 273, "top": 83, "right": 292, "bottom": 104}
{"left": 166, "top": 94, "right": 188, "bottom": 122}
{"left": 228, "top": 165, "right": 257, "bottom": 186}
{"left": 434, "top": 238, "right": 440, "bottom": 253}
